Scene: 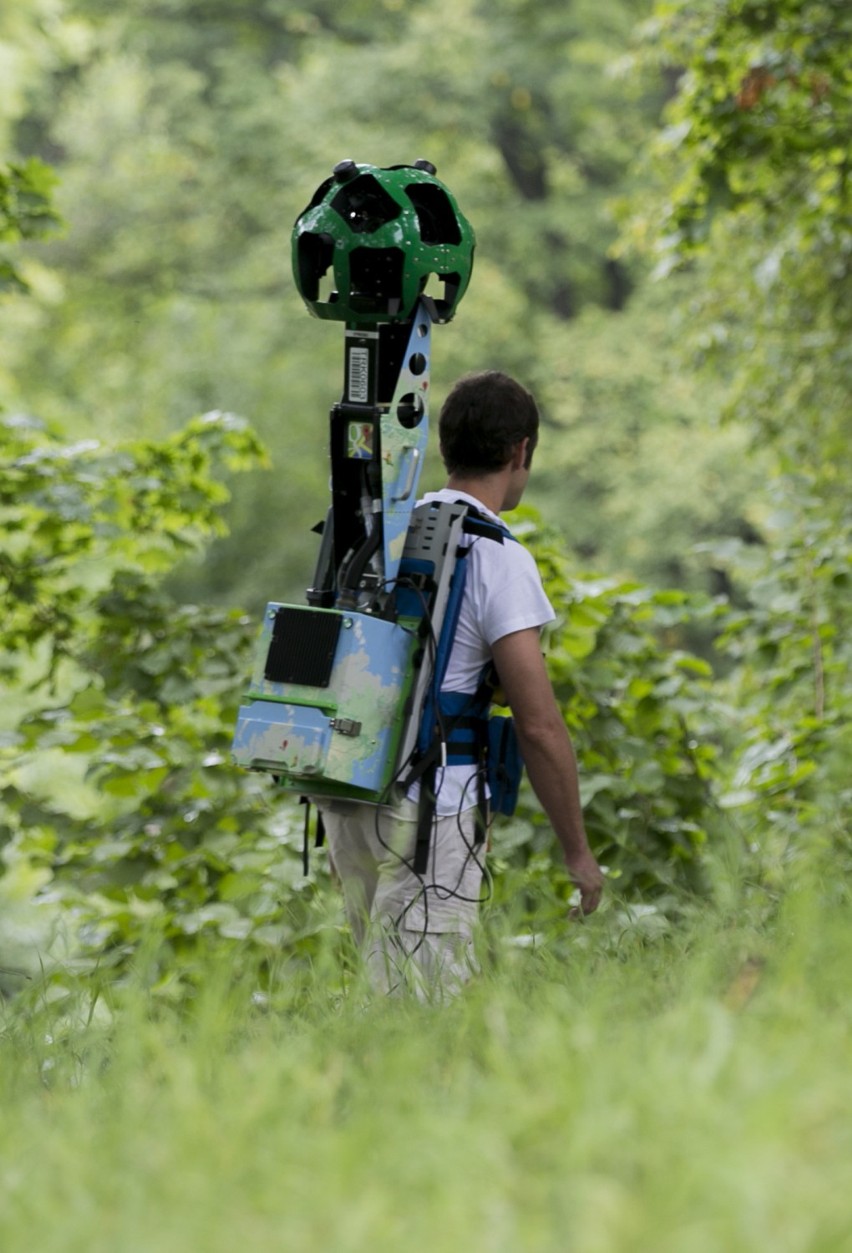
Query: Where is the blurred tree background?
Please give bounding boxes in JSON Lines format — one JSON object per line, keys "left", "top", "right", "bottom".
{"left": 1, "top": 0, "right": 849, "bottom": 1000}
{"left": 0, "top": 0, "right": 766, "bottom": 609}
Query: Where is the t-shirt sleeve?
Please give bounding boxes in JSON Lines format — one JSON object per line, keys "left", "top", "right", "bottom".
{"left": 471, "top": 536, "right": 555, "bottom": 646}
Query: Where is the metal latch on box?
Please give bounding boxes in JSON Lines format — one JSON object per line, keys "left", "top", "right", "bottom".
{"left": 330, "top": 717, "right": 362, "bottom": 737}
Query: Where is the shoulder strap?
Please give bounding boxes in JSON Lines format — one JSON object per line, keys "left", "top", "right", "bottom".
{"left": 459, "top": 503, "right": 517, "bottom": 545}
{"left": 408, "top": 502, "right": 514, "bottom": 874}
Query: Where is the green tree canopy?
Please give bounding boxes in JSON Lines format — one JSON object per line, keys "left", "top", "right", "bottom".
{"left": 1, "top": 0, "right": 765, "bottom": 610}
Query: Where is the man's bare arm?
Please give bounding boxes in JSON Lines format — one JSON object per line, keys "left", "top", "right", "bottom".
{"left": 491, "top": 627, "right": 603, "bottom": 916}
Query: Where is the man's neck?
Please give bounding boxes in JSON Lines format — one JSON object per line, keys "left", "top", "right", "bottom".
{"left": 445, "top": 472, "right": 508, "bottom": 516}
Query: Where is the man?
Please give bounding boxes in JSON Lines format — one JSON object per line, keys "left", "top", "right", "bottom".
{"left": 320, "top": 371, "right": 603, "bottom": 997}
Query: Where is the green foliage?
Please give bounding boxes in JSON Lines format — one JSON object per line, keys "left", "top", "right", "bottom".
{"left": 626, "top": 0, "right": 852, "bottom": 486}
{"left": 527, "top": 282, "right": 769, "bottom": 599}
{"left": 0, "top": 156, "right": 59, "bottom": 289}
{"left": 635, "top": 0, "right": 851, "bottom": 257}
{"left": 0, "top": 0, "right": 738, "bottom": 614}
{"left": 0, "top": 409, "right": 341, "bottom": 1001}
{"left": 0, "top": 410, "right": 263, "bottom": 665}
{"left": 707, "top": 481, "right": 851, "bottom": 879}
{"left": 624, "top": 0, "right": 852, "bottom": 887}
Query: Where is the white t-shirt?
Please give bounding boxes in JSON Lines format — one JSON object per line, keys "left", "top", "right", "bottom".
{"left": 413, "top": 489, "right": 555, "bottom": 816}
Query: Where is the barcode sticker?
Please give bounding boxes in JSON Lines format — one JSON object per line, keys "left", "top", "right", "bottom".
{"left": 348, "top": 347, "right": 369, "bottom": 403}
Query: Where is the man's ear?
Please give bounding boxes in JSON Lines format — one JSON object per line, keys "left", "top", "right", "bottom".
{"left": 511, "top": 437, "right": 530, "bottom": 470}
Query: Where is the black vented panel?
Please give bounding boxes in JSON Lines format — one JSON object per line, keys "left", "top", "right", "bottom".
{"left": 264, "top": 608, "right": 342, "bottom": 688}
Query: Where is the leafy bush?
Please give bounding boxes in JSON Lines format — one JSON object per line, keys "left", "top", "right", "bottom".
{"left": 704, "top": 479, "right": 852, "bottom": 885}
{"left": 0, "top": 157, "right": 59, "bottom": 290}
{"left": 0, "top": 410, "right": 335, "bottom": 1006}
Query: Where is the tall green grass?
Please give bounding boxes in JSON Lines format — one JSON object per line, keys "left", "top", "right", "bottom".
{"left": 3, "top": 876, "right": 852, "bottom": 1253}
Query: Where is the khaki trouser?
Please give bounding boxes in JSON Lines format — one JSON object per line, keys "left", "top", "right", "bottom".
{"left": 319, "top": 798, "right": 486, "bottom": 1001}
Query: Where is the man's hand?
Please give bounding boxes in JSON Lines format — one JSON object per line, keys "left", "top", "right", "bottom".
{"left": 565, "top": 847, "right": 604, "bottom": 918}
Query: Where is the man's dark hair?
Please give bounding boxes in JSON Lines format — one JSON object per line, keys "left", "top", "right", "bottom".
{"left": 439, "top": 370, "right": 539, "bottom": 476}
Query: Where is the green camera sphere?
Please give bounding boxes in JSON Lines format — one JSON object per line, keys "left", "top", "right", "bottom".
{"left": 292, "top": 160, "right": 475, "bottom": 326}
